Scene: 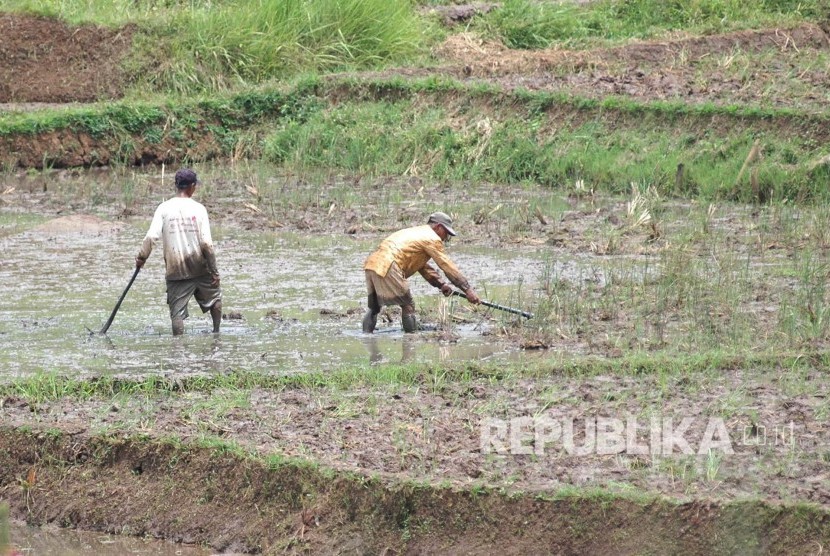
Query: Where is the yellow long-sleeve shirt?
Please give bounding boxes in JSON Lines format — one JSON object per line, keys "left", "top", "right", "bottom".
{"left": 364, "top": 225, "right": 470, "bottom": 291}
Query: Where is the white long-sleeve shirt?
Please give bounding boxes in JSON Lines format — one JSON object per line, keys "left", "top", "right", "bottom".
{"left": 137, "top": 196, "right": 218, "bottom": 280}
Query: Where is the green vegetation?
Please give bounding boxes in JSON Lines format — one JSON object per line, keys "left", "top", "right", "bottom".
{"left": 0, "top": 0, "right": 426, "bottom": 93}
{"left": 0, "top": 502, "right": 9, "bottom": 554}
{"left": 2, "top": 350, "right": 827, "bottom": 403}
{"left": 0, "top": 81, "right": 323, "bottom": 136}
{"left": 2, "top": 77, "right": 828, "bottom": 202}
{"left": 2, "top": 1, "right": 830, "bottom": 546}
{"left": 3, "top": 426, "right": 828, "bottom": 553}
{"left": 477, "top": 0, "right": 829, "bottom": 49}
{"left": 260, "top": 89, "right": 830, "bottom": 202}
{"left": 1, "top": 0, "right": 828, "bottom": 202}
{"left": 3, "top": 0, "right": 828, "bottom": 95}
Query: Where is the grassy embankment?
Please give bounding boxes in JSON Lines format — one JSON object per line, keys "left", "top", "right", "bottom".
{"left": 0, "top": 0, "right": 829, "bottom": 359}
{"left": 3, "top": 348, "right": 829, "bottom": 402}
{"left": 1, "top": 0, "right": 827, "bottom": 189}
{"left": 1, "top": 351, "right": 828, "bottom": 550}
{"left": 1, "top": 426, "right": 826, "bottom": 554}
{"left": 5, "top": 0, "right": 826, "bottom": 81}
{"left": 0, "top": 0, "right": 426, "bottom": 94}
{"left": 476, "top": 0, "right": 829, "bottom": 49}
{"left": 0, "top": 0, "right": 827, "bottom": 191}
{"left": 2, "top": 76, "right": 829, "bottom": 197}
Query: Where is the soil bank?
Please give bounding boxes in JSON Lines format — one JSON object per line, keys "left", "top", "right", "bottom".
{"left": 1, "top": 427, "right": 828, "bottom": 555}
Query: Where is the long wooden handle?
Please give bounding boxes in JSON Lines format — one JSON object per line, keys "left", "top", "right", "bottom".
{"left": 100, "top": 267, "right": 140, "bottom": 334}
{"left": 451, "top": 290, "right": 533, "bottom": 319}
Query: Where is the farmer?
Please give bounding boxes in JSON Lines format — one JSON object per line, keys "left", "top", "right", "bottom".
{"left": 362, "top": 212, "right": 481, "bottom": 333}
{"left": 135, "top": 168, "right": 222, "bottom": 335}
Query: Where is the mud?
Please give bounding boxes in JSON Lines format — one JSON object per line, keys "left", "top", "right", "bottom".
{"left": 31, "top": 214, "right": 124, "bottom": 234}
{"left": 3, "top": 15, "right": 830, "bottom": 171}
{"left": 3, "top": 167, "right": 830, "bottom": 552}
{"left": 420, "top": 3, "right": 499, "bottom": 26}
{"left": 9, "top": 520, "right": 211, "bottom": 555}
{"left": 3, "top": 366, "right": 828, "bottom": 507}
{"left": 1, "top": 426, "right": 828, "bottom": 555}
{"left": 0, "top": 14, "right": 133, "bottom": 103}
{"left": 0, "top": 168, "right": 830, "bottom": 552}
{"left": 2, "top": 13, "right": 828, "bottom": 113}
{"left": 437, "top": 23, "right": 830, "bottom": 70}
{"left": 3, "top": 8, "right": 830, "bottom": 549}
{"left": 436, "top": 23, "right": 830, "bottom": 110}
{"left": 2, "top": 166, "right": 824, "bottom": 364}
{"left": 1, "top": 168, "right": 568, "bottom": 378}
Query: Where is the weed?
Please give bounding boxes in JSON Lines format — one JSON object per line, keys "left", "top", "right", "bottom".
{"left": 705, "top": 450, "right": 722, "bottom": 482}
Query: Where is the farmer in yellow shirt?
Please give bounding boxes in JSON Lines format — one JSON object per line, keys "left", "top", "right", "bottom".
{"left": 363, "top": 212, "right": 480, "bottom": 333}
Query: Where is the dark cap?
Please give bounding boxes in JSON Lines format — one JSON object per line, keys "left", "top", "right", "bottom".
{"left": 174, "top": 168, "right": 199, "bottom": 189}
{"left": 427, "top": 211, "right": 456, "bottom": 236}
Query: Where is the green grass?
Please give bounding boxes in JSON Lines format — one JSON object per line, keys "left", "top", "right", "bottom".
{"left": 0, "top": 502, "right": 8, "bottom": 554}
{"left": 3, "top": 0, "right": 827, "bottom": 96}
{"left": 0, "top": 0, "right": 201, "bottom": 26}
{"left": 477, "top": 0, "right": 830, "bottom": 49}
{"left": 0, "top": 0, "right": 428, "bottom": 94}
{"left": 0, "top": 77, "right": 328, "bottom": 135}
{"left": 259, "top": 84, "right": 830, "bottom": 202}
{"left": 5, "top": 76, "right": 827, "bottom": 201}
{"left": 2, "top": 350, "right": 826, "bottom": 404}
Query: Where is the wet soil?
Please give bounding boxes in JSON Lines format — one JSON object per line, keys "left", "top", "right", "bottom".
{"left": 8, "top": 519, "right": 211, "bottom": 555}
{"left": 3, "top": 8, "right": 830, "bottom": 551}
{"left": 2, "top": 14, "right": 829, "bottom": 171}
{"left": 2, "top": 166, "right": 826, "bottom": 361}
{"left": 436, "top": 23, "right": 830, "bottom": 110}
{"left": 2, "top": 169, "right": 830, "bottom": 551}
{"left": 2, "top": 366, "right": 828, "bottom": 507}
{"left": 0, "top": 14, "right": 133, "bottom": 103}
{"left": 0, "top": 419, "right": 827, "bottom": 555}
{"left": 3, "top": 168, "right": 581, "bottom": 390}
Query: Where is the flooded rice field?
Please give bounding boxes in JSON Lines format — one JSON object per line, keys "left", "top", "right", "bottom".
{"left": 0, "top": 200, "right": 589, "bottom": 379}
{"left": 2, "top": 164, "right": 828, "bottom": 378}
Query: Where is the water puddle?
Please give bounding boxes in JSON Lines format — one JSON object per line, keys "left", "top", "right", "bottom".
{"left": 0, "top": 210, "right": 600, "bottom": 378}
{"left": 8, "top": 520, "right": 211, "bottom": 555}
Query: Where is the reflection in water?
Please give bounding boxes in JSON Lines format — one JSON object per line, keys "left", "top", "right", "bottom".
{"left": 403, "top": 336, "right": 416, "bottom": 362}
{"left": 363, "top": 335, "right": 417, "bottom": 364}
{"left": 9, "top": 521, "right": 211, "bottom": 556}
{"left": 364, "top": 335, "right": 382, "bottom": 363}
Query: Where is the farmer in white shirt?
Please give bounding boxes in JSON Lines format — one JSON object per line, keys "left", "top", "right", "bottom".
{"left": 135, "top": 168, "right": 222, "bottom": 335}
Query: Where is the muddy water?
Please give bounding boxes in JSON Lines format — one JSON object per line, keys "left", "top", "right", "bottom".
{"left": 9, "top": 520, "right": 212, "bottom": 555}
{"left": 0, "top": 211, "right": 598, "bottom": 378}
